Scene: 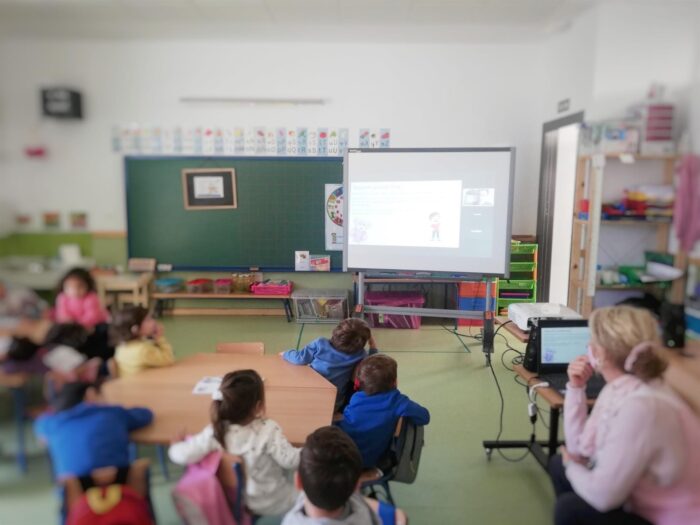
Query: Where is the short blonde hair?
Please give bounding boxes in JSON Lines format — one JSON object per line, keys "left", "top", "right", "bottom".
{"left": 589, "top": 305, "right": 666, "bottom": 382}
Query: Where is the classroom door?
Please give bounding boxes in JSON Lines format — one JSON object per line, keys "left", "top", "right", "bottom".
{"left": 536, "top": 113, "right": 583, "bottom": 304}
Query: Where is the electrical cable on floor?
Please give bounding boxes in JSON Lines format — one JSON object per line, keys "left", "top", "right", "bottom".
{"left": 487, "top": 356, "right": 532, "bottom": 463}
{"left": 441, "top": 325, "right": 481, "bottom": 341}
{"left": 441, "top": 325, "right": 477, "bottom": 353}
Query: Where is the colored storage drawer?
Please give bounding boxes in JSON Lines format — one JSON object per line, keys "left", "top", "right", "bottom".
{"left": 510, "top": 243, "right": 538, "bottom": 255}
{"left": 459, "top": 281, "right": 497, "bottom": 297}
{"left": 458, "top": 297, "right": 496, "bottom": 311}
{"left": 509, "top": 262, "right": 536, "bottom": 272}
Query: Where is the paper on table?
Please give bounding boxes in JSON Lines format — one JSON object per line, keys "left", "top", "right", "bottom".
{"left": 192, "top": 375, "right": 266, "bottom": 395}
{"left": 192, "top": 376, "right": 222, "bottom": 395}
{"left": 43, "top": 345, "right": 87, "bottom": 373}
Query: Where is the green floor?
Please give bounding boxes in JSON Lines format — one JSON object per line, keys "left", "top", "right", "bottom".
{"left": 0, "top": 317, "right": 555, "bottom": 524}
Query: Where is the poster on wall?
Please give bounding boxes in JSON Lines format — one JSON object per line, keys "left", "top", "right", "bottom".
{"left": 70, "top": 212, "right": 88, "bottom": 230}
{"left": 325, "top": 184, "right": 344, "bottom": 251}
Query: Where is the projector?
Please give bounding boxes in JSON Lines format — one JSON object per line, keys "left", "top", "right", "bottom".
{"left": 508, "top": 303, "right": 582, "bottom": 331}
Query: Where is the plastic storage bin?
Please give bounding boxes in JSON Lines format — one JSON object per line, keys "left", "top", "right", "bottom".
{"left": 365, "top": 291, "right": 425, "bottom": 329}
{"left": 231, "top": 273, "right": 256, "bottom": 293}
{"left": 186, "top": 279, "right": 213, "bottom": 293}
{"left": 154, "top": 278, "right": 184, "bottom": 293}
{"left": 214, "top": 279, "right": 232, "bottom": 294}
{"left": 458, "top": 281, "right": 496, "bottom": 297}
{"left": 457, "top": 297, "right": 496, "bottom": 311}
{"left": 251, "top": 280, "right": 293, "bottom": 295}
{"left": 292, "top": 289, "right": 349, "bottom": 324}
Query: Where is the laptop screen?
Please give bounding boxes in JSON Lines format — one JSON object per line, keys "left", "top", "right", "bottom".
{"left": 539, "top": 324, "right": 590, "bottom": 367}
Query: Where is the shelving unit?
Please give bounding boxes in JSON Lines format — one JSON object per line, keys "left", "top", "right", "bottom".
{"left": 456, "top": 241, "right": 538, "bottom": 324}
{"left": 567, "top": 153, "right": 684, "bottom": 316}
{"left": 496, "top": 242, "right": 538, "bottom": 316}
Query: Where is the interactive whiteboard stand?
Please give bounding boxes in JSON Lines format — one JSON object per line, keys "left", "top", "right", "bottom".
{"left": 355, "top": 272, "right": 495, "bottom": 365}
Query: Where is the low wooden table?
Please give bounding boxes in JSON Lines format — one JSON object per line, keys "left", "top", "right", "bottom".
{"left": 495, "top": 316, "right": 529, "bottom": 343}
{"left": 483, "top": 338, "right": 699, "bottom": 471}
{"left": 96, "top": 273, "right": 153, "bottom": 308}
{"left": 152, "top": 293, "right": 293, "bottom": 322}
{"left": 102, "top": 353, "right": 336, "bottom": 445}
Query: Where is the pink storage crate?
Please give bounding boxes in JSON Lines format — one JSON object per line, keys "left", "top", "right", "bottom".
{"left": 365, "top": 291, "right": 425, "bottom": 329}
{"left": 250, "top": 280, "right": 293, "bottom": 295}
{"left": 214, "top": 278, "right": 232, "bottom": 294}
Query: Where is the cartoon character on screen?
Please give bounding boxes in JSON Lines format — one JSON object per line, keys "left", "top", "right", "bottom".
{"left": 429, "top": 212, "right": 441, "bottom": 241}
{"left": 350, "top": 220, "right": 369, "bottom": 243}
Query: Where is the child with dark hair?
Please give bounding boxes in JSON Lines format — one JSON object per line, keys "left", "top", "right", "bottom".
{"left": 35, "top": 382, "right": 153, "bottom": 478}
{"left": 282, "top": 318, "right": 378, "bottom": 407}
{"left": 111, "top": 305, "right": 173, "bottom": 377}
{"left": 169, "top": 369, "right": 300, "bottom": 516}
{"left": 1, "top": 337, "right": 49, "bottom": 375}
{"left": 339, "top": 354, "right": 430, "bottom": 469}
{"left": 55, "top": 268, "right": 109, "bottom": 330}
{"left": 283, "top": 426, "right": 407, "bottom": 525}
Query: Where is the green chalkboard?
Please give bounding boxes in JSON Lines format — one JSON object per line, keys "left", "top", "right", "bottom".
{"left": 125, "top": 157, "right": 343, "bottom": 271}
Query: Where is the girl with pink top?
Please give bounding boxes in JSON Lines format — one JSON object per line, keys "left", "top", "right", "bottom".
{"left": 550, "top": 305, "right": 700, "bottom": 525}
{"left": 55, "top": 268, "right": 109, "bottom": 330}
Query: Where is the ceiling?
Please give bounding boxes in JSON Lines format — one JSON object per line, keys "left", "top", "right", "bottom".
{"left": 0, "top": 0, "right": 689, "bottom": 42}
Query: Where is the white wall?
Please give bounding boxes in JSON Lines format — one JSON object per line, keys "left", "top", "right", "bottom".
{"left": 540, "top": 8, "right": 597, "bottom": 122}
{"left": 0, "top": 39, "right": 544, "bottom": 234}
{"left": 692, "top": 1, "right": 700, "bottom": 153}
{"left": 589, "top": 2, "right": 698, "bottom": 123}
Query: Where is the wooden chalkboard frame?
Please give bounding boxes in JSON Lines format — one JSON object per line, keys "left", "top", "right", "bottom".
{"left": 182, "top": 168, "right": 237, "bottom": 210}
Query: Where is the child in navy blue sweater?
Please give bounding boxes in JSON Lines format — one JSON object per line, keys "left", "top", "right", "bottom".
{"left": 338, "top": 354, "right": 430, "bottom": 469}
{"left": 35, "top": 382, "right": 153, "bottom": 478}
{"left": 282, "top": 318, "right": 377, "bottom": 408}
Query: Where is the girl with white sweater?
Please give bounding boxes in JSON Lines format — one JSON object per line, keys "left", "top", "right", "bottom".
{"left": 169, "top": 369, "right": 300, "bottom": 516}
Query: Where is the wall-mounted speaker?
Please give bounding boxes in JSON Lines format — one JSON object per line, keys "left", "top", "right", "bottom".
{"left": 41, "top": 88, "right": 83, "bottom": 119}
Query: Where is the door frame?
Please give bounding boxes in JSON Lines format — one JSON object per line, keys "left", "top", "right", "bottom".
{"left": 536, "top": 111, "right": 584, "bottom": 302}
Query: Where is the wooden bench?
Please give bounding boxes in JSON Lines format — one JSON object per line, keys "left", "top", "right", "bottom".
{"left": 152, "top": 292, "right": 293, "bottom": 321}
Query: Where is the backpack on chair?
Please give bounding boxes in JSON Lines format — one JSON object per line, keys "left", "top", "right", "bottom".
{"left": 63, "top": 460, "right": 154, "bottom": 525}
{"left": 172, "top": 450, "right": 251, "bottom": 525}
{"left": 391, "top": 419, "right": 425, "bottom": 484}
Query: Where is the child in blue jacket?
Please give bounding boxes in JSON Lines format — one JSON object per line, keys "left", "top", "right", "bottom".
{"left": 35, "top": 382, "right": 153, "bottom": 478}
{"left": 281, "top": 318, "right": 377, "bottom": 408}
{"left": 338, "top": 354, "right": 430, "bottom": 469}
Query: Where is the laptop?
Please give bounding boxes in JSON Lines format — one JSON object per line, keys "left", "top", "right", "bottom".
{"left": 536, "top": 319, "right": 605, "bottom": 398}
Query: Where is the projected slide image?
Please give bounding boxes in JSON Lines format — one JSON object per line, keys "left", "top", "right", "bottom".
{"left": 349, "top": 180, "right": 462, "bottom": 248}
{"left": 462, "top": 188, "right": 495, "bottom": 207}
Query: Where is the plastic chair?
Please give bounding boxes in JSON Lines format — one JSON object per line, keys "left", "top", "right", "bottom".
{"left": 216, "top": 453, "right": 252, "bottom": 523}
{"left": 215, "top": 342, "right": 265, "bottom": 356}
{"left": 359, "top": 417, "right": 406, "bottom": 506}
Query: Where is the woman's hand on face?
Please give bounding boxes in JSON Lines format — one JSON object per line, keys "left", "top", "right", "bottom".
{"left": 567, "top": 355, "right": 594, "bottom": 388}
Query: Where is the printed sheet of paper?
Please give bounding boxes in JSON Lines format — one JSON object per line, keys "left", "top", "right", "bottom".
{"left": 192, "top": 376, "right": 222, "bottom": 395}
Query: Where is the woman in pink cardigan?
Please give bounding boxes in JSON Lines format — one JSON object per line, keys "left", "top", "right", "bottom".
{"left": 549, "top": 305, "right": 700, "bottom": 525}
{"left": 55, "top": 268, "right": 109, "bottom": 330}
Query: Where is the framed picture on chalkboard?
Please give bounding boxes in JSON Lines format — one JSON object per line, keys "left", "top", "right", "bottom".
{"left": 182, "top": 168, "right": 237, "bottom": 210}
